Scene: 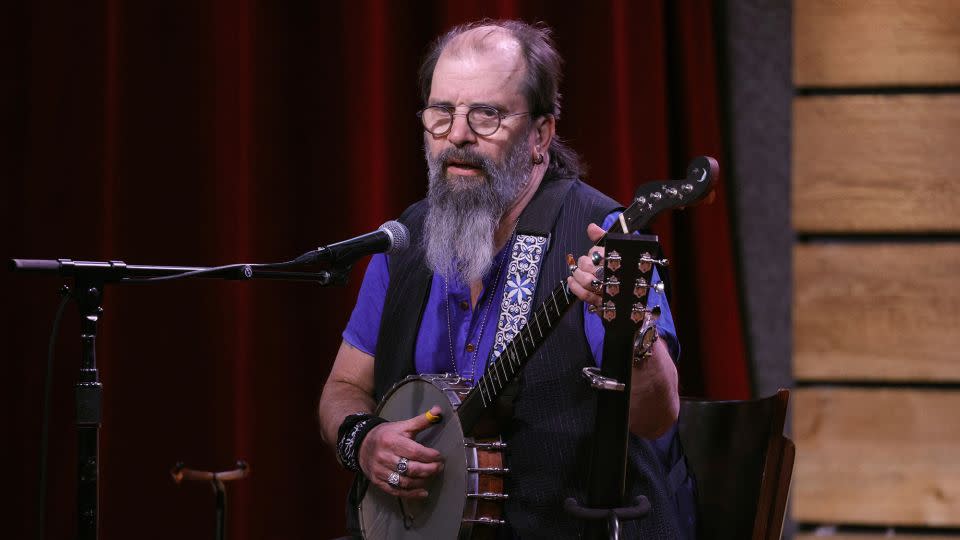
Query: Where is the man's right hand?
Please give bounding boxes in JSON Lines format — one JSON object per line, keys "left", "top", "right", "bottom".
{"left": 359, "top": 405, "right": 445, "bottom": 499}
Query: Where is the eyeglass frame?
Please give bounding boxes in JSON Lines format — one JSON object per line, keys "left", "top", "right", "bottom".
{"left": 416, "top": 104, "right": 532, "bottom": 137}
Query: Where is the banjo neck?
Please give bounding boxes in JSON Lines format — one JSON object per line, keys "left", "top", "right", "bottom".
{"left": 457, "top": 279, "right": 579, "bottom": 434}
{"left": 457, "top": 156, "right": 718, "bottom": 436}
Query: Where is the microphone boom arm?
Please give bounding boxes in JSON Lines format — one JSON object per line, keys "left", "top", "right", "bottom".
{"left": 11, "top": 258, "right": 351, "bottom": 286}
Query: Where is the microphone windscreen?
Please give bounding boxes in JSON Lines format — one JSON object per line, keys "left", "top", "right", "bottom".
{"left": 379, "top": 220, "right": 410, "bottom": 254}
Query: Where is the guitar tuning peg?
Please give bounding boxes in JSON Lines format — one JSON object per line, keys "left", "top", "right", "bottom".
{"left": 605, "top": 251, "right": 621, "bottom": 272}
{"left": 638, "top": 255, "right": 669, "bottom": 270}
{"left": 634, "top": 277, "right": 648, "bottom": 298}
{"left": 631, "top": 304, "right": 663, "bottom": 324}
{"left": 604, "top": 276, "right": 620, "bottom": 297}
{"left": 634, "top": 278, "right": 665, "bottom": 297}
{"left": 639, "top": 252, "right": 653, "bottom": 273}
{"left": 602, "top": 300, "right": 616, "bottom": 322}
{"left": 630, "top": 303, "right": 649, "bottom": 323}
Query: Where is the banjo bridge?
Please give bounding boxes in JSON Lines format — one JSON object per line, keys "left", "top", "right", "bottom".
{"left": 468, "top": 492, "right": 510, "bottom": 501}
{"left": 465, "top": 441, "right": 508, "bottom": 451}
{"left": 462, "top": 517, "right": 506, "bottom": 526}
{"left": 467, "top": 467, "right": 510, "bottom": 475}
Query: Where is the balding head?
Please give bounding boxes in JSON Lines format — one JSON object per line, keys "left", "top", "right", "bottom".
{"left": 419, "top": 19, "right": 583, "bottom": 179}
{"left": 438, "top": 25, "right": 523, "bottom": 67}
{"left": 421, "top": 20, "right": 560, "bottom": 119}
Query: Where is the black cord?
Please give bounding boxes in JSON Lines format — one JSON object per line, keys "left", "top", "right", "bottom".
{"left": 37, "top": 285, "right": 72, "bottom": 540}
{"left": 119, "top": 258, "right": 301, "bottom": 283}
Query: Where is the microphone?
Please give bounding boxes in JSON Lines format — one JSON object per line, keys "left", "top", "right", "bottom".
{"left": 299, "top": 220, "right": 409, "bottom": 266}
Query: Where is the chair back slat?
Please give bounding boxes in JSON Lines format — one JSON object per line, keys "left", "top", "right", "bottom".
{"left": 678, "top": 389, "right": 793, "bottom": 540}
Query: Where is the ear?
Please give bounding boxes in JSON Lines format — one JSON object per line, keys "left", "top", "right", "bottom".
{"left": 531, "top": 114, "right": 556, "bottom": 153}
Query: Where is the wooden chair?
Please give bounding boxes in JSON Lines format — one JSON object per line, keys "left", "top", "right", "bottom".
{"left": 678, "top": 389, "right": 795, "bottom": 540}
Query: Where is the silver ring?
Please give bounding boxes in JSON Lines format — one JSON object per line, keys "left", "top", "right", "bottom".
{"left": 396, "top": 457, "right": 409, "bottom": 476}
{"left": 591, "top": 251, "right": 603, "bottom": 266}
{"left": 594, "top": 266, "right": 604, "bottom": 280}
{"left": 590, "top": 278, "right": 602, "bottom": 292}
{"left": 387, "top": 471, "right": 401, "bottom": 488}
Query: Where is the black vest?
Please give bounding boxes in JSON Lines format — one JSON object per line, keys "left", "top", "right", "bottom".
{"left": 351, "top": 177, "right": 683, "bottom": 539}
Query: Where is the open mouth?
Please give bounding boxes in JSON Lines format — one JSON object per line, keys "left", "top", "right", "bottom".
{"left": 445, "top": 159, "right": 485, "bottom": 176}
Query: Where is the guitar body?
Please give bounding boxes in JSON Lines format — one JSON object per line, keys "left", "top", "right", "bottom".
{"left": 359, "top": 375, "right": 506, "bottom": 540}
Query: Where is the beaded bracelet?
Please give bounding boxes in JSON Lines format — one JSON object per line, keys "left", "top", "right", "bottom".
{"left": 336, "top": 412, "right": 388, "bottom": 473}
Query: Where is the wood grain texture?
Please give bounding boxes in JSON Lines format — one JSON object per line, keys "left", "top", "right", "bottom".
{"left": 794, "top": 0, "right": 960, "bottom": 86}
{"left": 793, "top": 95, "right": 960, "bottom": 233}
{"left": 794, "top": 243, "right": 960, "bottom": 382}
{"left": 793, "top": 387, "right": 960, "bottom": 526}
{"left": 796, "top": 535, "right": 960, "bottom": 540}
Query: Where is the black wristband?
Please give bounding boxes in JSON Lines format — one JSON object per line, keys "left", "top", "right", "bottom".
{"left": 336, "top": 412, "right": 388, "bottom": 473}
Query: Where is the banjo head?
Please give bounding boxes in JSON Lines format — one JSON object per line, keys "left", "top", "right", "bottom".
{"left": 359, "top": 377, "right": 471, "bottom": 540}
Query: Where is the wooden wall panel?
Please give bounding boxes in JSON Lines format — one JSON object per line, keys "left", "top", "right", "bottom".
{"left": 794, "top": 0, "right": 960, "bottom": 87}
{"left": 794, "top": 243, "right": 960, "bottom": 382}
{"left": 793, "top": 387, "right": 960, "bottom": 526}
{"left": 792, "top": 0, "right": 960, "bottom": 534}
{"left": 793, "top": 94, "right": 960, "bottom": 233}
{"left": 796, "top": 535, "right": 959, "bottom": 540}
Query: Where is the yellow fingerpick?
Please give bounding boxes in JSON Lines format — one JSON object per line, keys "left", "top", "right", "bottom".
{"left": 425, "top": 410, "right": 442, "bottom": 423}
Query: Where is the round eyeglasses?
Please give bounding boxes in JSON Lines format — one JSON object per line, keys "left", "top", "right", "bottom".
{"left": 417, "top": 105, "right": 531, "bottom": 137}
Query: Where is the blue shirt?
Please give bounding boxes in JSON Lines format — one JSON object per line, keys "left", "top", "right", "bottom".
{"left": 343, "top": 212, "right": 679, "bottom": 377}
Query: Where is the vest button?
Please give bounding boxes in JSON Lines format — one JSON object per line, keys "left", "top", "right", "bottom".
{"left": 459, "top": 300, "right": 469, "bottom": 310}
{"left": 466, "top": 343, "right": 476, "bottom": 352}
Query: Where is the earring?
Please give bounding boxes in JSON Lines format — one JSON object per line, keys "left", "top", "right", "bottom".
{"left": 532, "top": 152, "right": 544, "bottom": 165}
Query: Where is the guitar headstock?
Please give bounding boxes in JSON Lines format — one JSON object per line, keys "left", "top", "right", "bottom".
{"left": 602, "top": 156, "right": 718, "bottom": 239}
{"left": 588, "top": 156, "right": 716, "bottom": 375}
{"left": 595, "top": 233, "right": 665, "bottom": 371}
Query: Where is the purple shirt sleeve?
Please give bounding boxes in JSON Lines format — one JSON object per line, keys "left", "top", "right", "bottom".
{"left": 341, "top": 253, "right": 389, "bottom": 356}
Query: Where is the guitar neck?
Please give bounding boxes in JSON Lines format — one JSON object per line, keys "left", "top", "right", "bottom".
{"left": 457, "top": 279, "right": 578, "bottom": 434}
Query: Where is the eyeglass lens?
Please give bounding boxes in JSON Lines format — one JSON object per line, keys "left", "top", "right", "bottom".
{"left": 421, "top": 106, "right": 501, "bottom": 136}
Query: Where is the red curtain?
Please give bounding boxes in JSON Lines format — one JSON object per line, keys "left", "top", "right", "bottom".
{"left": 2, "top": 1, "right": 748, "bottom": 538}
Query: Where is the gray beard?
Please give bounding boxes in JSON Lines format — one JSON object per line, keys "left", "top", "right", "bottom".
{"left": 423, "top": 137, "right": 533, "bottom": 284}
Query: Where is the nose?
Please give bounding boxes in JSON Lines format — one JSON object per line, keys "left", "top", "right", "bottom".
{"left": 446, "top": 111, "right": 477, "bottom": 148}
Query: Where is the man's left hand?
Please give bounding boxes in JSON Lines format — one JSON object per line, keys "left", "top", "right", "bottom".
{"left": 567, "top": 223, "right": 607, "bottom": 307}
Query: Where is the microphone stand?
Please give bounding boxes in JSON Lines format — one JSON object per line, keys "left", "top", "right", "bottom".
{"left": 11, "top": 257, "right": 352, "bottom": 540}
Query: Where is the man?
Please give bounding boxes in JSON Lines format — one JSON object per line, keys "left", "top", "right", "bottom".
{"left": 319, "top": 20, "right": 695, "bottom": 539}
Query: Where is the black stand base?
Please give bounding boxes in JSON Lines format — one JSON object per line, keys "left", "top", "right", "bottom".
{"left": 564, "top": 496, "right": 650, "bottom": 540}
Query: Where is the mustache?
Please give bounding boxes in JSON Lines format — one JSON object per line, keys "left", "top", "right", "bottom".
{"left": 438, "top": 147, "right": 490, "bottom": 172}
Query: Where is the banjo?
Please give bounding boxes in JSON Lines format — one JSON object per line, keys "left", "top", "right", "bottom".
{"left": 359, "top": 157, "right": 718, "bottom": 540}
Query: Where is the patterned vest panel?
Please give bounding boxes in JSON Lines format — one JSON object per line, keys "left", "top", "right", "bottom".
{"left": 359, "top": 177, "right": 682, "bottom": 539}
